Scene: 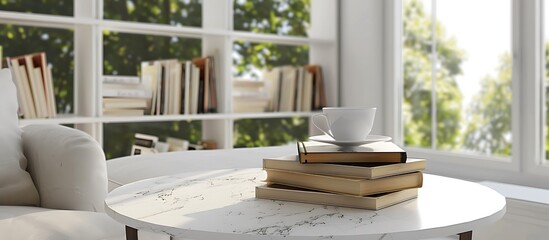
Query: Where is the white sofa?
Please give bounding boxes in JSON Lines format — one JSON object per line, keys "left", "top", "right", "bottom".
{"left": 0, "top": 69, "right": 124, "bottom": 240}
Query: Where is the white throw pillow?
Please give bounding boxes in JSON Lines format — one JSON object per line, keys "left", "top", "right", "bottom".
{"left": 0, "top": 68, "right": 39, "bottom": 206}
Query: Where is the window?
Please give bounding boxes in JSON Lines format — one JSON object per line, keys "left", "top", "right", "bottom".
{"left": 402, "top": 0, "right": 512, "bottom": 157}
{"left": 545, "top": 1, "right": 549, "bottom": 161}
{"left": 394, "top": 0, "right": 549, "bottom": 183}
{"left": 232, "top": 0, "right": 312, "bottom": 148}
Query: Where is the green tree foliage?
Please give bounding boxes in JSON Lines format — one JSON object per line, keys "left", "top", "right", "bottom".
{"left": 462, "top": 54, "right": 512, "bottom": 156}
{"left": 234, "top": 0, "right": 309, "bottom": 37}
{"left": 232, "top": 0, "right": 311, "bottom": 148}
{"left": 104, "top": 0, "right": 201, "bottom": 27}
{"left": 233, "top": 117, "right": 308, "bottom": 148}
{"left": 403, "top": 0, "right": 465, "bottom": 149}
{"left": 0, "top": 0, "right": 72, "bottom": 16}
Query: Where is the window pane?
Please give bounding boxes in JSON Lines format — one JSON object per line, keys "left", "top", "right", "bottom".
{"left": 103, "top": 0, "right": 202, "bottom": 27}
{"left": 103, "top": 31, "right": 201, "bottom": 75}
{"left": 103, "top": 121, "right": 201, "bottom": 160}
{"left": 402, "top": 0, "right": 433, "bottom": 148}
{"left": 438, "top": 0, "right": 511, "bottom": 156}
{"left": 0, "top": 0, "right": 73, "bottom": 16}
{"left": 403, "top": 0, "right": 512, "bottom": 157}
{"left": 0, "top": 24, "right": 74, "bottom": 114}
{"left": 543, "top": 1, "right": 549, "bottom": 161}
{"left": 233, "top": 41, "right": 309, "bottom": 79}
{"left": 232, "top": 41, "right": 310, "bottom": 146}
{"left": 233, "top": 0, "right": 310, "bottom": 37}
{"left": 233, "top": 117, "right": 308, "bottom": 148}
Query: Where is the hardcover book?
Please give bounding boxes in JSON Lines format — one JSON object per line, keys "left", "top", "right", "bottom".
{"left": 263, "top": 155, "right": 425, "bottom": 179}
{"left": 297, "top": 141, "right": 407, "bottom": 164}
{"left": 256, "top": 184, "right": 418, "bottom": 210}
{"left": 264, "top": 169, "right": 423, "bottom": 196}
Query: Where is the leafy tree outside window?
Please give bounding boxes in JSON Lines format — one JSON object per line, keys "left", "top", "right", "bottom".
{"left": 403, "top": 0, "right": 512, "bottom": 156}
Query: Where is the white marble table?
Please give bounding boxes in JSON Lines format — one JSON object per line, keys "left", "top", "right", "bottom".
{"left": 105, "top": 167, "right": 506, "bottom": 240}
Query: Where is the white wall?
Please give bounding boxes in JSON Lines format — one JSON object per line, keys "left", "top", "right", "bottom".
{"left": 340, "top": 0, "right": 385, "bottom": 135}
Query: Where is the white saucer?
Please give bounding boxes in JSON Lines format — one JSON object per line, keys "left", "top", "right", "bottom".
{"left": 308, "top": 134, "right": 392, "bottom": 146}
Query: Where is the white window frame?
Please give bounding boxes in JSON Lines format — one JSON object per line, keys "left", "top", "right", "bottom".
{"left": 386, "top": 0, "right": 549, "bottom": 188}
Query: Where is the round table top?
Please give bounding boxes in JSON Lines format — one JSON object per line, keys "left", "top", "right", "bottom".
{"left": 105, "top": 168, "right": 506, "bottom": 240}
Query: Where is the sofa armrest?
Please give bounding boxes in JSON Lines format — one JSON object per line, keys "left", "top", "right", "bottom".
{"left": 21, "top": 125, "right": 108, "bottom": 212}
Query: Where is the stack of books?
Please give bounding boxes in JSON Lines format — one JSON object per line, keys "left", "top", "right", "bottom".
{"left": 232, "top": 79, "right": 270, "bottom": 113}
{"left": 261, "top": 64, "right": 326, "bottom": 113}
{"left": 5, "top": 52, "right": 56, "bottom": 119}
{"left": 140, "top": 56, "right": 217, "bottom": 116}
{"left": 256, "top": 141, "right": 425, "bottom": 210}
{"left": 102, "top": 75, "right": 150, "bottom": 116}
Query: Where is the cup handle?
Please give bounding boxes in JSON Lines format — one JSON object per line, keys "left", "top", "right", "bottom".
{"left": 312, "top": 113, "right": 335, "bottom": 139}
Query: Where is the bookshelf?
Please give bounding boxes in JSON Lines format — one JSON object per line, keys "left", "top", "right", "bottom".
{"left": 7, "top": 0, "right": 339, "bottom": 151}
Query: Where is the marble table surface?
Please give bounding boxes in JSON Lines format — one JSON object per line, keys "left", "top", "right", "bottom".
{"left": 105, "top": 168, "right": 506, "bottom": 240}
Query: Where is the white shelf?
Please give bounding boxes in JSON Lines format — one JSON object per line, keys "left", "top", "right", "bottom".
{"left": 6, "top": 0, "right": 338, "bottom": 150}
{"left": 19, "top": 115, "right": 99, "bottom": 126}
{"left": 18, "top": 112, "right": 320, "bottom": 126}
{"left": 0, "top": 10, "right": 334, "bottom": 44}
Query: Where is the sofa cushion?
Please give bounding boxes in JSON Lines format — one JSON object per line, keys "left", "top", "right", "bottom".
{"left": 0, "top": 206, "right": 124, "bottom": 240}
{"left": 0, "top": 69, "right": 39, "bottom": 206}
{"left": 23, "top": 124, "right": 108, "bottom": 211}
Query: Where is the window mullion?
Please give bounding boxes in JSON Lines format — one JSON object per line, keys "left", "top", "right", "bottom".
{"left": 431, "top": 0, "right": 438, "bottom": 150}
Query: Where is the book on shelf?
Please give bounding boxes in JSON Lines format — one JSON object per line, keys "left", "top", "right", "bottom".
{"left": 278, "top": 66, "right": 298, "bottom": 112}
{"left": 103, "top": 108, "right": 145, "bottom": 116}
{"left": 5, "top": 52, "right": 56, "bottom": 119}
{"left": 304, "top": 64, "right": 327, "bottom": 110}
{"left": 297, "top": 141, "right": 407, "bottom": 164}
{"left": 103, "top": 75, "right": 140, "bottom": 84}
{"left": 138, "top": 56, "right": 216, "bottom": 116}
{"left": 102, "top": 86, "right": 151, "bottom": 99}
{"left": 264, "top": 168, "right": 423, "bottom": 196}
{"left": 233, "top": 96, "right": 270, "bottom": 113}
{"left": 256, "top": 184, "right": 418, "bottom": 210}
{"left": 207, "top": 56, "right": 218, "bottom": 113}
{"left": 263, "top": 68, "right": 281, "bottom": 112}
{"left": 102, "top": 98, "right": 148, "bottom": 109}
{"left": 7, "top": 59, "right": 34, "bottom": 118}
{"left": 259, "top": 64, "right": 325, "bottom": 113}
{"left": 232, "top": 79, "right": 271, "bottom": 113}
{"left": 263, "top": 155, "right": 426, "bottom": 179}
{"left": 301, "top": 70, "right": 314, "bottom": 112}
{"left": 134, "top": 133, "right": 158, "bottom": 148}
{"left": 141, "top": 61, "right": 161, "bottom": 115}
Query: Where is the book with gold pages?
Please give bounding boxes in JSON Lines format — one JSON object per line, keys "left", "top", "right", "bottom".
{"left": 263, "top": 155, "right": 425, "bottom": 179}
{"left": 256, "top": 184, "right": 418, "bottom": 210}
{"left": 297, "top": 141, "right": 407, "bottom": 164}
{"left": 265, "top": 169, "right": 423, "bottom": 196}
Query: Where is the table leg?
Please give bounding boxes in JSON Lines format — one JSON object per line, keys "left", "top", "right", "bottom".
{"left": 458, "top": 231, "right": 473, "bottom": 240}
{"left": 125, "top": 226, "right": 138, "bottom": 240}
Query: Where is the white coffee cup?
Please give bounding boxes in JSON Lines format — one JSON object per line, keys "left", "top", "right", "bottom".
{"left": 312, "top": 107, "right": 376, "bottom": 141}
